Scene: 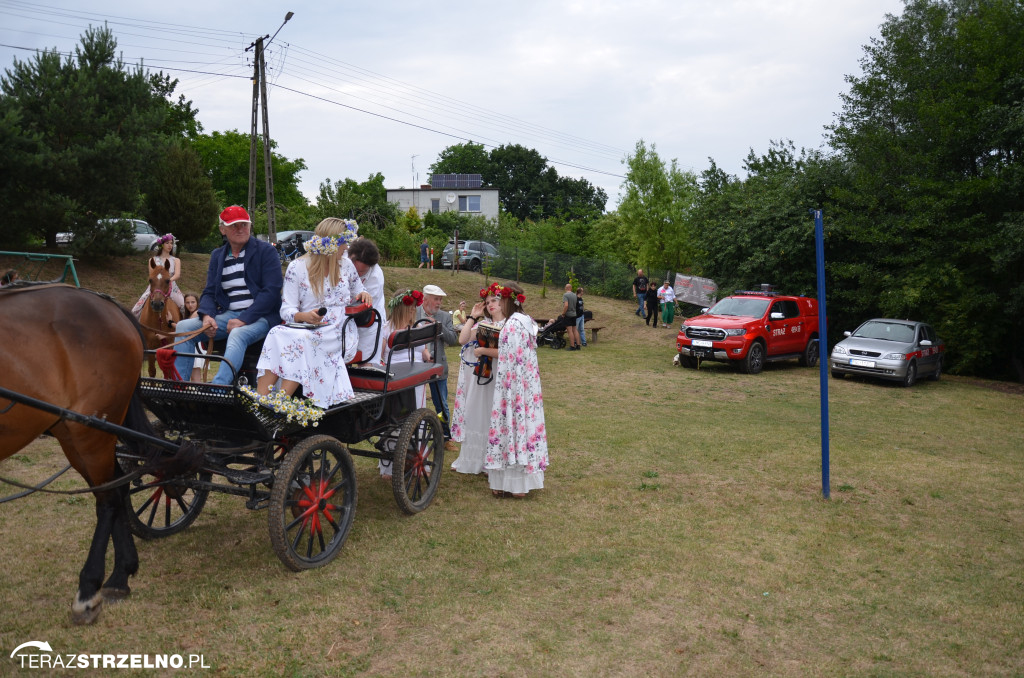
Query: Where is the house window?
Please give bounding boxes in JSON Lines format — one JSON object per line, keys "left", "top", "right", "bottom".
{"left": 458, "top": 195, "right": 481, "bottom": 212}
{"left": 431, "top": 199, "right": 440, "bottom": 214}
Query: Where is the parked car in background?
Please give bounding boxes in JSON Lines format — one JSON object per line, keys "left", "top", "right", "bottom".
{"left": 829, "top": 318, "right": 943, "bottom": 387}
{"left": 675, "top": 286, "right": 820, "bottom": 374}
{"left": 270, "top": 230, "right": 315, "bottom": 263}
{"left": 439, "top": 239, "right": 498, "bottom": 272}
{"left": 56, "top": 218, "right": 160, "bottom": 251}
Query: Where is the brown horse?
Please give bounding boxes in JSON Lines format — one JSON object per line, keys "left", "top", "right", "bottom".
{"left": 139, "top": 258, "right": 182, "bottom": 377}
{"left": 0, "top": 285, "right": 176, "bottom": 624}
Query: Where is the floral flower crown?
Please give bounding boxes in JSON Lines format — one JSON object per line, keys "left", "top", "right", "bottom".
{"left": 480, "top": 282, "right": 525, "bottom": 307}
{"left": 387, "top": 289, "right": 424, "bottom": 312}
{"left": 303, "top": 221, "right": 359, "bottom": 256}
{"left": 156, "top": 233, "right": 175, "bottom": 245}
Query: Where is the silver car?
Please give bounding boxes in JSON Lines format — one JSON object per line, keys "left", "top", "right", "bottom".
{"left": 830, "top": 318, "right": 944, "bottom": 387}
{"left": 56, "top": 218, "right": 160, "bottom": 251}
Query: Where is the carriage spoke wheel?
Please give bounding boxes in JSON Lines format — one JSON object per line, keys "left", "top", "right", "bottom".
{"left": 269, "top": 435, "right": 356, "bottom": 571}
{"left": 390, "top": 408, "right": 444, "bottom": 515}
{"left": 120, "top": 458, "right": 210, "bottom": 539}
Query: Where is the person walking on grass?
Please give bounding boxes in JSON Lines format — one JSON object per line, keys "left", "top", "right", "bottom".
{"left": 658, "top": 280, "right": 677, "bottom": 328}
{"left": 632, "top": 268, "right": 648, "bottom": 317}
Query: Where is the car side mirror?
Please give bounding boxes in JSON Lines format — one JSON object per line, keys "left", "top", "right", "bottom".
{"left": 843, "top": 331, "right": 852, "bottom": 337}
{"left": 920, "top": 339, "right": 932, "bottom": 346}
{"left": 770, "top": 312, "right": 784, "bottom": 320}
{"left": 700, "top": 307, "right": 709, "bottom": 314}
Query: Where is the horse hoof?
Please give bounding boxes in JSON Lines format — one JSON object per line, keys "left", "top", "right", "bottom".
{"left": 101, "top": 586, "right": 132, "bottom": 603}
{"left": 71, "top": 592, "right": 103, "bottom": 625}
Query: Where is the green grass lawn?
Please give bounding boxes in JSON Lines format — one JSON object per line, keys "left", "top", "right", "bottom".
{"left": 1, "top": 254, "right": 1022, "bottom": 677}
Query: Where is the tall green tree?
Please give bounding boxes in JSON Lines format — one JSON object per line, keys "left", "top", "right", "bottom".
{"left": 143, "top": 141, "right": 219, "bottom": 243}
{"left": 619, "top": 140, "right": 698, "bottom": 274}
{"left": 427, "top": 141, "right": 491, "bottom": 179}
{"left": 0, "top": 26, "right": 180, "bottom": 248}
{"left": 314, "top": 173, "right": 398, "bottom": 232}
{"left": 827, "top": 0, "right": 1024, "bottom": 377}
{"left": 429, "top": 142, "right": 608, "bottom": 221}
{"left": 191, "top": 129, "right": 307, "bottom": 210}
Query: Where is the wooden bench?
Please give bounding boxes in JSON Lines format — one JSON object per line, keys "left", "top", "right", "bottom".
{"left": 588, "top": 326, "right": 605, "bottom": 343}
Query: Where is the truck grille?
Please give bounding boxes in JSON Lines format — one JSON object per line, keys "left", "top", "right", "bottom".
{"left": 685, "top": 326, "right": 728, "bottom": 341}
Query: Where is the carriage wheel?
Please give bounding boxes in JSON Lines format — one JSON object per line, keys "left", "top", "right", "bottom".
{"left": 390, "top": 408, "right": 444, "bottom": 515}
{"left": 269, "top": 435, "right": 356, "bottom": 571}
{"left": 120, "top": 459, "right": 211, "bottom": 539}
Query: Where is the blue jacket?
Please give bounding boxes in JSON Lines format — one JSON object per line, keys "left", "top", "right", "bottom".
{"left": 198, "top": 237, "right": 283, "bottom": 328}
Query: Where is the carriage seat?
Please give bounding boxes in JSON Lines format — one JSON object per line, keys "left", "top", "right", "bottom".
{"left": 343, "top": 302, "right": 381, "bottom": 366}
{"left": 348, "top": 323, "right": 442, "bottom": 392}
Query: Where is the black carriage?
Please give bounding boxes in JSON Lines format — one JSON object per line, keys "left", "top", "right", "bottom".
{"left": 121, "top": 312, "right": 445, "bottom": 571}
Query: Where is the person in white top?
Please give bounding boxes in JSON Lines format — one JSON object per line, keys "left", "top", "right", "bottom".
{"left": 657, "top": 280, "right": 677, "bottom": 328}
{"left": 131, "top": 234, "right": 184, "bottom": 317}
{"left": 347, "top": 237, "right": 387, "bottom": 365}
{"left": 255, "top": 218, "right": 371, "bottom": 407}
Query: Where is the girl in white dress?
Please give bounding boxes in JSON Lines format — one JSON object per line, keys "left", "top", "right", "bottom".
{"left": 449, "top": 288, "right": 506, "bottom": 474}
{"left": 483, "top": 282, "right": 548, "bottom": 497}
{"left": 379, "top": 289, "right": 430, "bottom": 479}
{"left": 131, "top": 234, "right": 184, "bottom": 317}
{"left": 255, "top": 218, "right": 370, "bottom": 408}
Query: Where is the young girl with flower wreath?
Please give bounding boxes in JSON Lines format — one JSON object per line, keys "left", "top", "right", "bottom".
{"left": 253, "top": 218, "right": 370, "bottom": 408}
{"left": 131, "top": 233, "right": 184, "bottom": 317}
{"left": 449, "top": 282, "right": 508, "bottom": 475}
{"left": 378, "top": 288, "right": 429, "bottom": 479}
{"left": 483, "top": 281, "right": 548, "bottom": 497}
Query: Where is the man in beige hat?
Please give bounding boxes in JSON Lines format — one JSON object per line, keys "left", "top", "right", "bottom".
{"left": 419, "top": 284, "right": 459, "bottom": 449}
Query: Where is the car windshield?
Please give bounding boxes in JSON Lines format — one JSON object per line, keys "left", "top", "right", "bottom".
{"left": 853, "top": 321, "right": 916, "bottom": 342}
{"left": 707, "top": 297, "right": 770, "bottom": 318}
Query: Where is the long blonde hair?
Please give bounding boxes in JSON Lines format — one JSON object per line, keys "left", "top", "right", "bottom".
{"left": 304, "top": 218, "right": 348, "bottom": 301}
{"left": 389, "top": 296, "right": 417, "bottom": 330}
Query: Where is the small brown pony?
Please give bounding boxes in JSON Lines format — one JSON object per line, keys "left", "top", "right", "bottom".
{"left": 0, "top": 285, "right": 190, "bottom": 624}
{"left": 139, "top": 258, "right": 182, "bottom": 377}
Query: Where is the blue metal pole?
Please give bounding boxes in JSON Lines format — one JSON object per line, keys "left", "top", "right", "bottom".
{"left": 813, "top": 209, "right": 830, "bottom": 499}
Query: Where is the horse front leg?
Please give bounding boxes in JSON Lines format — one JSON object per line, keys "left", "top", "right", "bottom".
{"left": 72, "top": 494, "right": 118, "bottom": 625}
{"left": 100, "top": 480, "right": 139, "bottom": 602}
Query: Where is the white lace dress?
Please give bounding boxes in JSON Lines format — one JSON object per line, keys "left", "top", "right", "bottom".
{"left": 256, "top": 256, "right": 363, "bottom": 408}
{"left": 450, "top": 318, "right": 505, "bottom": 474}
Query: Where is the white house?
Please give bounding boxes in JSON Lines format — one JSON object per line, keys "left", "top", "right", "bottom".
{"left": 386, "top": 174, "right": 500, "bottom": 221}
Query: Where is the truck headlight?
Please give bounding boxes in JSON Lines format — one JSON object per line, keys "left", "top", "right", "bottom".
{"left": 724, "top": 328, "right": 746, "bottom": 336}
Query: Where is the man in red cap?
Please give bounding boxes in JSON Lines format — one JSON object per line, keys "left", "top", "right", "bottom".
{"left": 173, "top": 206, "right": 283, "bottom": 384}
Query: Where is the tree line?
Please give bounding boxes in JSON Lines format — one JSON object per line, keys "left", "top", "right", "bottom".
{"left": 1, "top": 1, "right": 1021, "bottom": 380}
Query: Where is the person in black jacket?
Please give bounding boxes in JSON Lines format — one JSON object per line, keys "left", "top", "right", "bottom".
{"left": 645, "top": 286, "right": 660, "bottom": 327}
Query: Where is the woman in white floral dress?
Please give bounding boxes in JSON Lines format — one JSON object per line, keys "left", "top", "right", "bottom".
{"left": 255, "top": 218, "right": 370, "bottom": 408}
{"left": 483, "top": 282, "right": 548, "bottom": 497}
{"left": 450, "top": 286, "right": 506, "bottom": 475}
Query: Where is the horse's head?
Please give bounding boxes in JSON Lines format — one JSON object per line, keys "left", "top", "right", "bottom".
{"left": 147, "top": 258, "right": 172, "bottom": 313}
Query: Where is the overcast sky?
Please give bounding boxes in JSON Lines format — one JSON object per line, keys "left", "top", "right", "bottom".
{"left": 0, "top": 0, "right": 906, "bottom": 209}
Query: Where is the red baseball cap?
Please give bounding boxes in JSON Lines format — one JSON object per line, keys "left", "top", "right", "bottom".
{"left": 219, "top": 205, "right": 251, "bottom": 227}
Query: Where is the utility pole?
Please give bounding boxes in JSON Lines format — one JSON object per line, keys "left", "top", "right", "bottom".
{"left": 246, "top": 11, "right": 294, "bottom": 244}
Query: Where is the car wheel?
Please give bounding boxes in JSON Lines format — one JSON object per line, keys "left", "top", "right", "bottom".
{"left": 740, "top": 342, "right": 764, "bottom": 375}
{"left": 831, "top": 369, "right": 844, "bottom": 380}
{"left": 469, "top": 259, "right": 481, "bottom": 272}
{"left": 799, "top": 337, "right": 819, "bottom": 367}
{"left": 928, "top": 357, "right": 942, "bottom": 381}
{"left": 902, "top": 361, "right": 917, "bottom": 388}
{"left": 678, "top": 354, "right": 696, "bottom": 369}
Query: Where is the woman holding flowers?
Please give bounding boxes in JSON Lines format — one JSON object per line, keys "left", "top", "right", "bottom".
{"left": 254, "top": 218, "right": 370, "bottom": 408}
{"left": 449, "top": 283, "right": 507, "bottom": 475}
{"left": 132, "top": 233, "right": 184, "bottom": 317}
{"left": 484, "top": 281, "right": 548, "bottom": 497}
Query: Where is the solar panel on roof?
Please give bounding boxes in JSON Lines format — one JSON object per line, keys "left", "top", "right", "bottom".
{"left": 430, "top": 174, "right": 482, "bottom": 188}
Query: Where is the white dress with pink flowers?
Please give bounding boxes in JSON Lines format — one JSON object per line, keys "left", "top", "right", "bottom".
{"left": 484, "top": 312, "right": 548, "bottom": 494}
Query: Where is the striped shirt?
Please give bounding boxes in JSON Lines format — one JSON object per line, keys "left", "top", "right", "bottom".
{"left": 221, "top": 249, "right": 253, "bottom": 311}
